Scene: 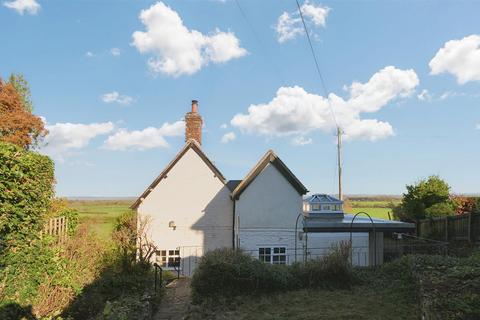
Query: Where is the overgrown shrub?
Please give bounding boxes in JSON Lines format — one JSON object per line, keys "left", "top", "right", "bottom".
{"left": 62, "top": 249, "right": 158, "bottom": 320}
{"left": 0, "top": 225, "right": 105, "bottom": 317}
{"left": 112, "top": 211, "right": 158, "bottom": 271}
{"left": 0, "top": 142, "right": 54, "bottom": 255}
{"left": 291, "top": 241, "right": 352, "bottom": 289}
{"left": 191, "top": 243, "right": 353, "bottom": 303}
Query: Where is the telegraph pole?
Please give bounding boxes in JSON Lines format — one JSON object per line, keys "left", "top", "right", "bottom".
{"left": 337, "top": 127, "right": 343, "bottom": 201}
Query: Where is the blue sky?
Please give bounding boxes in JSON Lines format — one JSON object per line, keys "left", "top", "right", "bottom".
{"left": 1, "top": 0, "right": 479, "bottom": 197}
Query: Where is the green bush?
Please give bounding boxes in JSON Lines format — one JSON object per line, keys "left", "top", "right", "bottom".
{"left": 0, "top": 142, "right": 54, "bottom": 254}
{"left": 191, "top": 243, "right": 353, "bottom": 303}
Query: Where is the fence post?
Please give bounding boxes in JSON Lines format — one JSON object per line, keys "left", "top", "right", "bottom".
{"left": 445, "top": 216, "right": 448, "bottom": 242}
{"left": 468, "top": 213, "right": 472, "bottom": 243}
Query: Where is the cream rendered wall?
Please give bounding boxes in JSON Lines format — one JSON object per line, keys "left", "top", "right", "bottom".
{"left": 137, "top": 148, "right": 233, "bottom": 275}
{"left": 235, "top": 163, "right": 304, "bottom": 263}
{"left": 307, "top": 233, "right": 370, "bottom": 266}
{"left": 236, "top": 163, "right": 303, "bottom": 229}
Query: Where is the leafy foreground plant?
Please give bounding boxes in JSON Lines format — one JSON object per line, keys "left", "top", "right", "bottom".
{"left": 412, "top": 251, "right": 480, "bottom": 319}
{"left": 191, "top": 242, "right": 353, "bottom": 304}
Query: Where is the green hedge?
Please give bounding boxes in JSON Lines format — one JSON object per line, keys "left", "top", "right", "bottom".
{"left": 0, "top": 142, "right": 54, "bottom": 253}
{"left": 191, "top": 245, "right": 353, "bottom": 303}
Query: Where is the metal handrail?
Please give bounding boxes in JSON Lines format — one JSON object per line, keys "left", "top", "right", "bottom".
{"left": 173, "top": 259, "right": 181, "bottom": 279}
{"left": 349, "top": 211, "right": 377, "bottom": 267}
{"left": 153, "top": 263, "right": 163, "bottom": 295}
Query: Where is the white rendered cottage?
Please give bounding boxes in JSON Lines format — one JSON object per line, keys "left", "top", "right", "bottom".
{"left": 132, "top": 100, "right": 414, "bottom": 276}
{"left": 132, "top": 101, "right": 308, "bottom": 275}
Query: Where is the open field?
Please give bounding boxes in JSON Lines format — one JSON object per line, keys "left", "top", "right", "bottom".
{"left": 345, "top": 198, "right": 400, "bottom": 220}
{"left": 345, "top": 206, "right": 394, "bottom": 220}
{"left": 68, "top": 199, "right": 133, "bottom": 239}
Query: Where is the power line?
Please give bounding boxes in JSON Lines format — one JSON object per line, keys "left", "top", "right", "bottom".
{"left": 295, "top": 0, "right": 338, "bottom": 128}
{"left": 234, "top": 0, "right": 286, "bottom": 83}
{"left": 295, "top": 0, "right": 344, "bottom": 199}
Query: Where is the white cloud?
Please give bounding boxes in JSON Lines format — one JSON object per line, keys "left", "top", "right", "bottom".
{"left": 291, "top": 136, "right": 312, "bottom": 146}
{"left": 104, "top": 120, "right": 184, "bottom": 151}
{"left": 275, "top": 1, "right": 330, "bottom": 43}
{"left": 429, "top": 34, "right": 480, "bottom": 84}
{"left": 3, "top": 0, "right": 40, "bottom": 15}
{"left": 476, "top": 123, "right": 480, "bottom": 130}
{"left": 417, "top": 89, "right": 432, "bottom": 101}
{"left": 220, "top": 131, "right": 236, "bottom": 143}
{"left": 131, "top": 1, "right": 247, "bottom": 77}
{"left": 438, "top": 91, "right": 465, "bottom": 100}
{"left": 40, "top": 121, "right": 114, "bottom": 160}
{"left": 220, "top": 123, "right": 228, "bottom": 129}
{"left": 85, "top": 51, "right": 94, "bottom": 58}
{"left": 101, "top": 91, "right": 133, "bottom": 105}
{"left": 231, "top": 66, "right": 419, "bottom": 142}
{"left": 110, "top": 48, "right": 121, "bottom": 56}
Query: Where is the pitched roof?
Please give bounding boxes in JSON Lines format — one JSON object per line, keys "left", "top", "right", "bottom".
{"left": 231, "top": 150, "right": 308, "bottom": 199}
{"left": 304, "top": 194, "right": 343, "bottom": 204}
{"left": 131, "top": 140, "right": 226, "bottom": 209}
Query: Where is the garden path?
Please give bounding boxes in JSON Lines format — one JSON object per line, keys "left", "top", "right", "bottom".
{"left": 154, "top": 278, "right": 192, "bottom": 320}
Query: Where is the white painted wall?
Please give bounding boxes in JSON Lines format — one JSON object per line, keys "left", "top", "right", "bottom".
{"left": 236, "top": 163, "right": 303, "bottom": 229}
{"left": 235, "top": 163, "right": 304, "bottom": 263}
{"left": 306, "top": 232, "right": 370, "bottom": 266}
{"left": 137, "top": 147, "right": 233, "bottom": 275}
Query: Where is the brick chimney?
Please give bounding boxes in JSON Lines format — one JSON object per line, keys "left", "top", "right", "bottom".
{"left": 185, "top": 100, "right": 203, "bottom": 145}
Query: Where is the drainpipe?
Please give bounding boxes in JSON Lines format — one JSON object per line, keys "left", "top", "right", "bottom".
{"left": 232, "top": 199, "right": 236, "bottom": 249}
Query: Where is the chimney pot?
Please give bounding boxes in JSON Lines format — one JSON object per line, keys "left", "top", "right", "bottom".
{"left": 191, "top": 100, "right": 198, "bottom": 113}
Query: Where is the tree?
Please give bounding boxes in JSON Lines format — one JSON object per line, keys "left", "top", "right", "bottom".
{"left": 0, "top": 78, "right": 46, "bottom": 149}
{"left": 424, "top": 202, "right": 455, "bottom": 217}
{"left": 8, "top": 74, "right": 33, "bottom": 112}
{"left": 393, "top": 175, "right": 453, "bottom": 222}
{"left": 112, "top": 211, "right": 157, "bottom": 270}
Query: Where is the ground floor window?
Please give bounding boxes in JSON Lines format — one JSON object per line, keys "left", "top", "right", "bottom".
{"left": 157, "top": 249, "right": 180, "bottom": 268}
{"left": 258, "top": 247, "right": 287, "bottom": 264}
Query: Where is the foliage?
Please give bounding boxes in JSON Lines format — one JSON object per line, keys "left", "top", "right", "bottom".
{"left": 48, "top": 198, "right": 79, "bottom": 235}
{"left": 0, "top": 79, "right": 46, "bottom": 149}
{"left": 424, "top": 201, "right": 456, "bottom": 217}
{"left": 411, "top": 251, "right": 480, "bottom": 319}
{"left": 112, "top": 211, "right": 137, "bottom": 270}
{"left": 190, "top": 252, "right": 418, "bottom": 320}
{"left": 393, "top": 175, "right": 453, "bottom": 222}
{"left": 191, "top": 243, "right": 353, "bottom": 303}
{"left": 62, "top": 247, "right": 159, "bottom": 320}
{"left": 0, "top": 142, "right": 54, "bottom": 256}
{"left": 112, "top": 211, "right": 157, "bottom": 270}
{"left": 451, "top": 195, "right": 478, "bottom": 215}
{"left": 0, "top": 225, "right": 105, "bottom": 317}
{"left": 8, "top": 73, "right": 33, "bottom": 112}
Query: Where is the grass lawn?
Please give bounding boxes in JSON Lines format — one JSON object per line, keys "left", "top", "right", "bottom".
{"left": 68, "top": 199, "right": 133, "bottom": 240}
{"left": 190, "top": 279, "right": 418, "bottom": 320}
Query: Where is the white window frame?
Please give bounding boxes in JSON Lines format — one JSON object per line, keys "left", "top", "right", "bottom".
{"left": 156, "top": 249, "right": 180, "bottom": 269}
{"left": 258, "top": 247, "right": 287, "bottom": 265}
{"left": 311, "top": 203, "right": 321, "bottom": 211}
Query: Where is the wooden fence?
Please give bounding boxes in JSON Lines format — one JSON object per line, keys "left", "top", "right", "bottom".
{"left": 41, "top": 216, "right": 69, "bottom": 242}
{"left": 418, "top": 213, "right": 480, "bottom": 243}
